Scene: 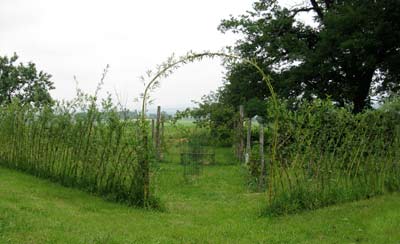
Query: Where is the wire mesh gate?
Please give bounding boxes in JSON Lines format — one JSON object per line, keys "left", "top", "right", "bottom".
{"left": 180, "top": 147, "right": 215, "bottom": 180}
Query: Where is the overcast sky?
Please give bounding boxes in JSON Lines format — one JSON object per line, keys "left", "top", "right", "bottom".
{"left": 0, "top": 0, "right": 261, "bottom": 111}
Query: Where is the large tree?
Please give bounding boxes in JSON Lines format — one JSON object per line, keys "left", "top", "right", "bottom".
{"left": 219, "top": 0, "right": 400, "bottom": 113}
{"left": 0, "top": 53, "right": 54, "bottom": 106}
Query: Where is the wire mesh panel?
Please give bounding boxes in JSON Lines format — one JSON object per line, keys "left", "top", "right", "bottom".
{"left": 180, "top": 146, "right": 215, "bottom": 180}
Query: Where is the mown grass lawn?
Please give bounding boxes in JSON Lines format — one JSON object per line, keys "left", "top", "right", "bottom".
{"left": 0, "top": 164, "right": 399, "bottom": 244}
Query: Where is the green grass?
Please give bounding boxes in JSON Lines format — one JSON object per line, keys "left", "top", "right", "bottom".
{"left": 1, "top": 164, "right": 399, "bottom": 243}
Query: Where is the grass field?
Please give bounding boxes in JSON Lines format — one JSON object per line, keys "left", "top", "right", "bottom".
{"left": 1, "top": 163, "right": 399, "bottom": 243}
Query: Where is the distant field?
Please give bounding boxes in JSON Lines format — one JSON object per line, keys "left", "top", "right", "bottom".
{"left": 0, "top": 164, "right": 399, "bottom": 243}
{"left": 173, "top": 119, "right": 195, "bottom": 126}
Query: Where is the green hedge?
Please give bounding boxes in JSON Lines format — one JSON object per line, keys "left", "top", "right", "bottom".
{"left": 0, "top": 98, "right": 156, "bottom": 207}
{"left": 261, "top": 99, "right": 400, "bottom": 215}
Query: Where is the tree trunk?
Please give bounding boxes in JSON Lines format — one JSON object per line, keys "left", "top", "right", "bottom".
{"left": 352, "top": 69, "right": 375, "bottom": 114}
{"left": 310, "top": 0, "right": 324, "bottom": 20}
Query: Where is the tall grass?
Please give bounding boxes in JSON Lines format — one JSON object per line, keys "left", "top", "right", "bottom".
{"left": 263, "top": 99, "right": 400, "bottom": 215}
{"left": 0, "top": 95, "right": 158, "bottom": 207}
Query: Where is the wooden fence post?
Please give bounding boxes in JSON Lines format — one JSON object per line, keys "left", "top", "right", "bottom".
{"left": 160, "top": 114, "right": 165, "bottom": 161}
{"left": 151, "top": 119, "right": 155, "bottom": 145}
{"left": 156, "top": 106, "right": 161, "bottom": 160}
{"left": 238, "top": 105, "right": 245, "bottom": 163}
{"left": 245, "top": 118, "right": 252, "bottom": 164}
{"left": 233, "top": 119, "right": 238, "bottom": 159}
{"left": 259, "top": 123, "right": 265, "bottom": 190}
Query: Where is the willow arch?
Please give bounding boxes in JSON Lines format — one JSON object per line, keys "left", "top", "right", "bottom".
{"left": 139, "top": 51, "right": 279, "bottom": 206}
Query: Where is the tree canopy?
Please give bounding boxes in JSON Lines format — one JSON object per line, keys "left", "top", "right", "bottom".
{"left": 0, "top": 53, "right": 54, "bottom": 106}
{"left": 219, "top": 0, "right": 400, "bottom": 113}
